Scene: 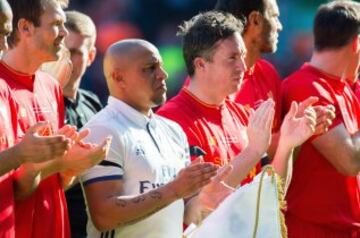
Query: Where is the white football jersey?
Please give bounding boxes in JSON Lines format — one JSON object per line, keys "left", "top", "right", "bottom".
{"left": 81, "top": 96, "right": 190, "bottom": 238}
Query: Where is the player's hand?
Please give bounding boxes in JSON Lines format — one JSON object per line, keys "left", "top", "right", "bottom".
{"left": 60, "top": 136, "right": 112, "bottom": 177}
{"left": 15, "top": 122, "right": 70, "bottom": 164}
{"left": 167, "top": 158, "right": 219, "bottom": 199}
{"left": 313, "top": 105, "right": 335, "bottom": 135}
{"left": 296, "top": 96, "right": 335, "bottom": 135}
{"left": 246, "top": 99, "right": 275, "bottom": 157}
{"left": 280, "top": 101, "right": 316, "bottom": 148}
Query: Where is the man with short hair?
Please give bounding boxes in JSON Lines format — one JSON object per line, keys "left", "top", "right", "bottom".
{"left": 158, "top": 11, "right": 315, "bottom": 197}
{"left": 282, "top": 1, "right": 360, "bottom": 236}
{"left": 215, "top": 0, "right": 283, "bottom": 131}
{"left": 2, "top": 0, "right": 110, "bottom": 237}
{"left": 62, "top": 10, "right": 103, "bottom": 238}
{"left": 80, "top": 39, "right": 222, "bottom": 238}
{"left": 0, "top": 1, "right": 72, "bottom": 237}
{"left": 214, "top": 0, "right": 335, "bottom": 156}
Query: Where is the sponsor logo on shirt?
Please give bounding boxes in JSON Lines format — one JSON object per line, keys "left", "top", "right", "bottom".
{"left": 139, "top": 165, "right": 177, "bottom": 193}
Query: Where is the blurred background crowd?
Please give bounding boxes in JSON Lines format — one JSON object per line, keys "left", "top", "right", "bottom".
{"left": 67, "top": 0, "right": 330, "bottom": 103}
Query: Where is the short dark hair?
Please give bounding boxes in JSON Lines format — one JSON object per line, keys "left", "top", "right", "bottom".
{"left": 215, "top": 0, "right": 265, "bottom": 26}
{"left": 314, "top": 0, "right": 360, "bottom": 52}
{"left": 177, "top": 11, "right": 244, "bottom": 76}
{"left": 7, "top": 0, "right": 67, "bottom": 48}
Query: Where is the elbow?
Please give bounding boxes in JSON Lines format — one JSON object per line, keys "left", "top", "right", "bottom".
{"left": 91, "top": 215, "right": 113, "bottom": 232}
{"left": 89, "top": 208, "right": 119, "bottom": 232}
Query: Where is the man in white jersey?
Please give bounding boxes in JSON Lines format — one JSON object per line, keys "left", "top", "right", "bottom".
{"left": 80, "top": 39, "right": 222, "bottom": 238}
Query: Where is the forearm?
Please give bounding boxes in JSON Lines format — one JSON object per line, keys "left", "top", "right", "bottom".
{"left": 271, "top": 140, "right": 294, "bottom": 192}
{"left": 267, "top": 131, "right": 280, "bottom": 159}
{"left": 225, "top": 147, "right": 262, "bottom": 188}
{"left": 0, "top": 146, "right": 22, "bottom": 176}
{"left": 89, "top": 183, "right": 180, "bottom": 231}
{"left": 13, "top": 159, "right": 63, "bottom": 200}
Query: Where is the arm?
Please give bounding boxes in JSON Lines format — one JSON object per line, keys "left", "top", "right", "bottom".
{"left": 0, "top": 122, "right": 69, "bottom": 177}
{"left": 271, "top": 98, "right": 335, "bottom": 190}
{"left": 13, "top": 126, "right": 109, "bottom": 200}
{"left": 312, "top": 123, "right": 360, "bottom": 176}
{"left": 224, "top": 99, "right": 275, "bottom": 187}
{"left": 83, "top": 162, "right": 218, "bottom": 231}
{"left": 184, "top": 165, "right": 234, "bottom": 225}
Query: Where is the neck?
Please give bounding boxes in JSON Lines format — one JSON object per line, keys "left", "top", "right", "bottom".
{"left": 243, "top": 33, "right": 262, "bottom": 69}
{"left": 3, "top": 45, "right": 43, "bottom": 75}
{"left": 187, "top": 75, "right": 225, "bottom": 105}
{"left": 310, "top": 48, "right": 354, "bottom": 81}
{"left": 63, "top": 87, "right": 77, "bottom": 100}
{"left": 63, "top": 81, "right": 79, "bottom": 100}
{"left": 113, "top": 93, "right": 152, "bottom": 117}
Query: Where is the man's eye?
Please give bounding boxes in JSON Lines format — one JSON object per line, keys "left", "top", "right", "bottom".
{"left": 148, "top": 65, "right": 156, "bottom": 71}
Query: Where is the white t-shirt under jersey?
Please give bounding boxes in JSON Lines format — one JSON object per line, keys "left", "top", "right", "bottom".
{"left": 81, "top": 96, "right": 190, "bottom": 238}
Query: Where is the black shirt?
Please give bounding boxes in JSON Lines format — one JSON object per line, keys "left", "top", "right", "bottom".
{"left": 64, "top": 89, "right": 103, "bottom": 238}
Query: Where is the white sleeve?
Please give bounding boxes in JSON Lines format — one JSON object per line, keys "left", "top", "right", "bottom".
{"left": 80, "top": 124, "right": 126, "bottom": 186}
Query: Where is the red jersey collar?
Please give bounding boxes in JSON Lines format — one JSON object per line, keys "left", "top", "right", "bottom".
{"left": 303, "top": 63, "right": 347, "bottom": 89}
{"left": 181, "top": 87, "right": 225, "bottom": 110}
{"left": 180, "top": 87, "right": 230, "bottom": 122}
{"left": 0, "top": 61, "right": 36, "bottom": 91}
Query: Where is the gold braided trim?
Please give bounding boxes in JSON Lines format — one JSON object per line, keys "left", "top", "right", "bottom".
{"left": 275, "top": 173, "right": 288, "bottom": 238}
{"left": 252, "top": 165, "right": 288, "bottom": 238}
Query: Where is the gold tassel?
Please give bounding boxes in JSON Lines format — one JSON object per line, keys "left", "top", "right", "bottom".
{"left": 274, "top": 174, "right": 288, "bottom": 238}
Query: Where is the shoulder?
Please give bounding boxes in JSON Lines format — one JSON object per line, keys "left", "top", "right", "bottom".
{"left": 256, "top": 59, "right": 281, "bottom": 80}
{"left": 282, "top": 66, "right": 319, "bottom": 97}
{"left": 158, "top": 92, "right": 197, "bottom": 122}
{"left": 78, "top": 89, "right": 103, "bottom": 111}
{"left": 257, "top": 59, "right": 277, "bottom": 71}
{"left": 154, "top": 114, "right": 187, "bottom": 139}
{"left": 36, "top": 70, "right": 61, "bottom": 88}
{"left": 79, "top": 89, "right": 102, "bottom": 103}
{"left": 36, "top": 71, "right": 63, "bottom": 97}
{"left": 282, "top": 65, "right": 337, "bottom": 109}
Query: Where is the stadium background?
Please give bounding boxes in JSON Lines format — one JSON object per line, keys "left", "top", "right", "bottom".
{"left": 67, "top": 0, "right": 346, "bottom": 103}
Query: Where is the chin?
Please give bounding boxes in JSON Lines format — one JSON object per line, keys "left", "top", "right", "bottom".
{"left": 153, "top": 95, "right": 167, "bottom": 106}
{"left": 261, "top": 41, "right": 277, "bottom": 54}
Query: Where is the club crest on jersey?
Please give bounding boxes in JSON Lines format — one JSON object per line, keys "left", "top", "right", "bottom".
{"left": 135, "top": 144, "right": 145, "bottom": 157}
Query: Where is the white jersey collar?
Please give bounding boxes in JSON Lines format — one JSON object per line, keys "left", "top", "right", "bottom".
{"left": 107, "top": 96, "right": 155, "bottom": 128}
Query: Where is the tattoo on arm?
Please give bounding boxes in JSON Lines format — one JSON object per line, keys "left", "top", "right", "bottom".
{"left": 115, "top": 199, "right": 127, "bottom": 207}
{"left": 131, "top": 195, "right": 146, "bottom": 204}
{"left": 149, "top": 191, "right": 162, "bottom": 199}
{"left": 114, "top": 190, "right": 172, "bottom": 226}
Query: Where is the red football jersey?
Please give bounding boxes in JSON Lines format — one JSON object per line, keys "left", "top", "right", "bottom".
{"left": 0, "top": 61, "right": 69, "bottom": 238}
{"left": 183, "top": 59, "right": 282, "bottom": 131}
{"left": 0, "top": 79, "right": 19, "bottom": 238}
{"left": 282, "top": 63, "right": 360, "bottom": 236}
{"left": 158, "top": 88, "right": 261, "bottom": 184}
{"left": 233, "top": 59, "right": 282, "bottom": 132}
